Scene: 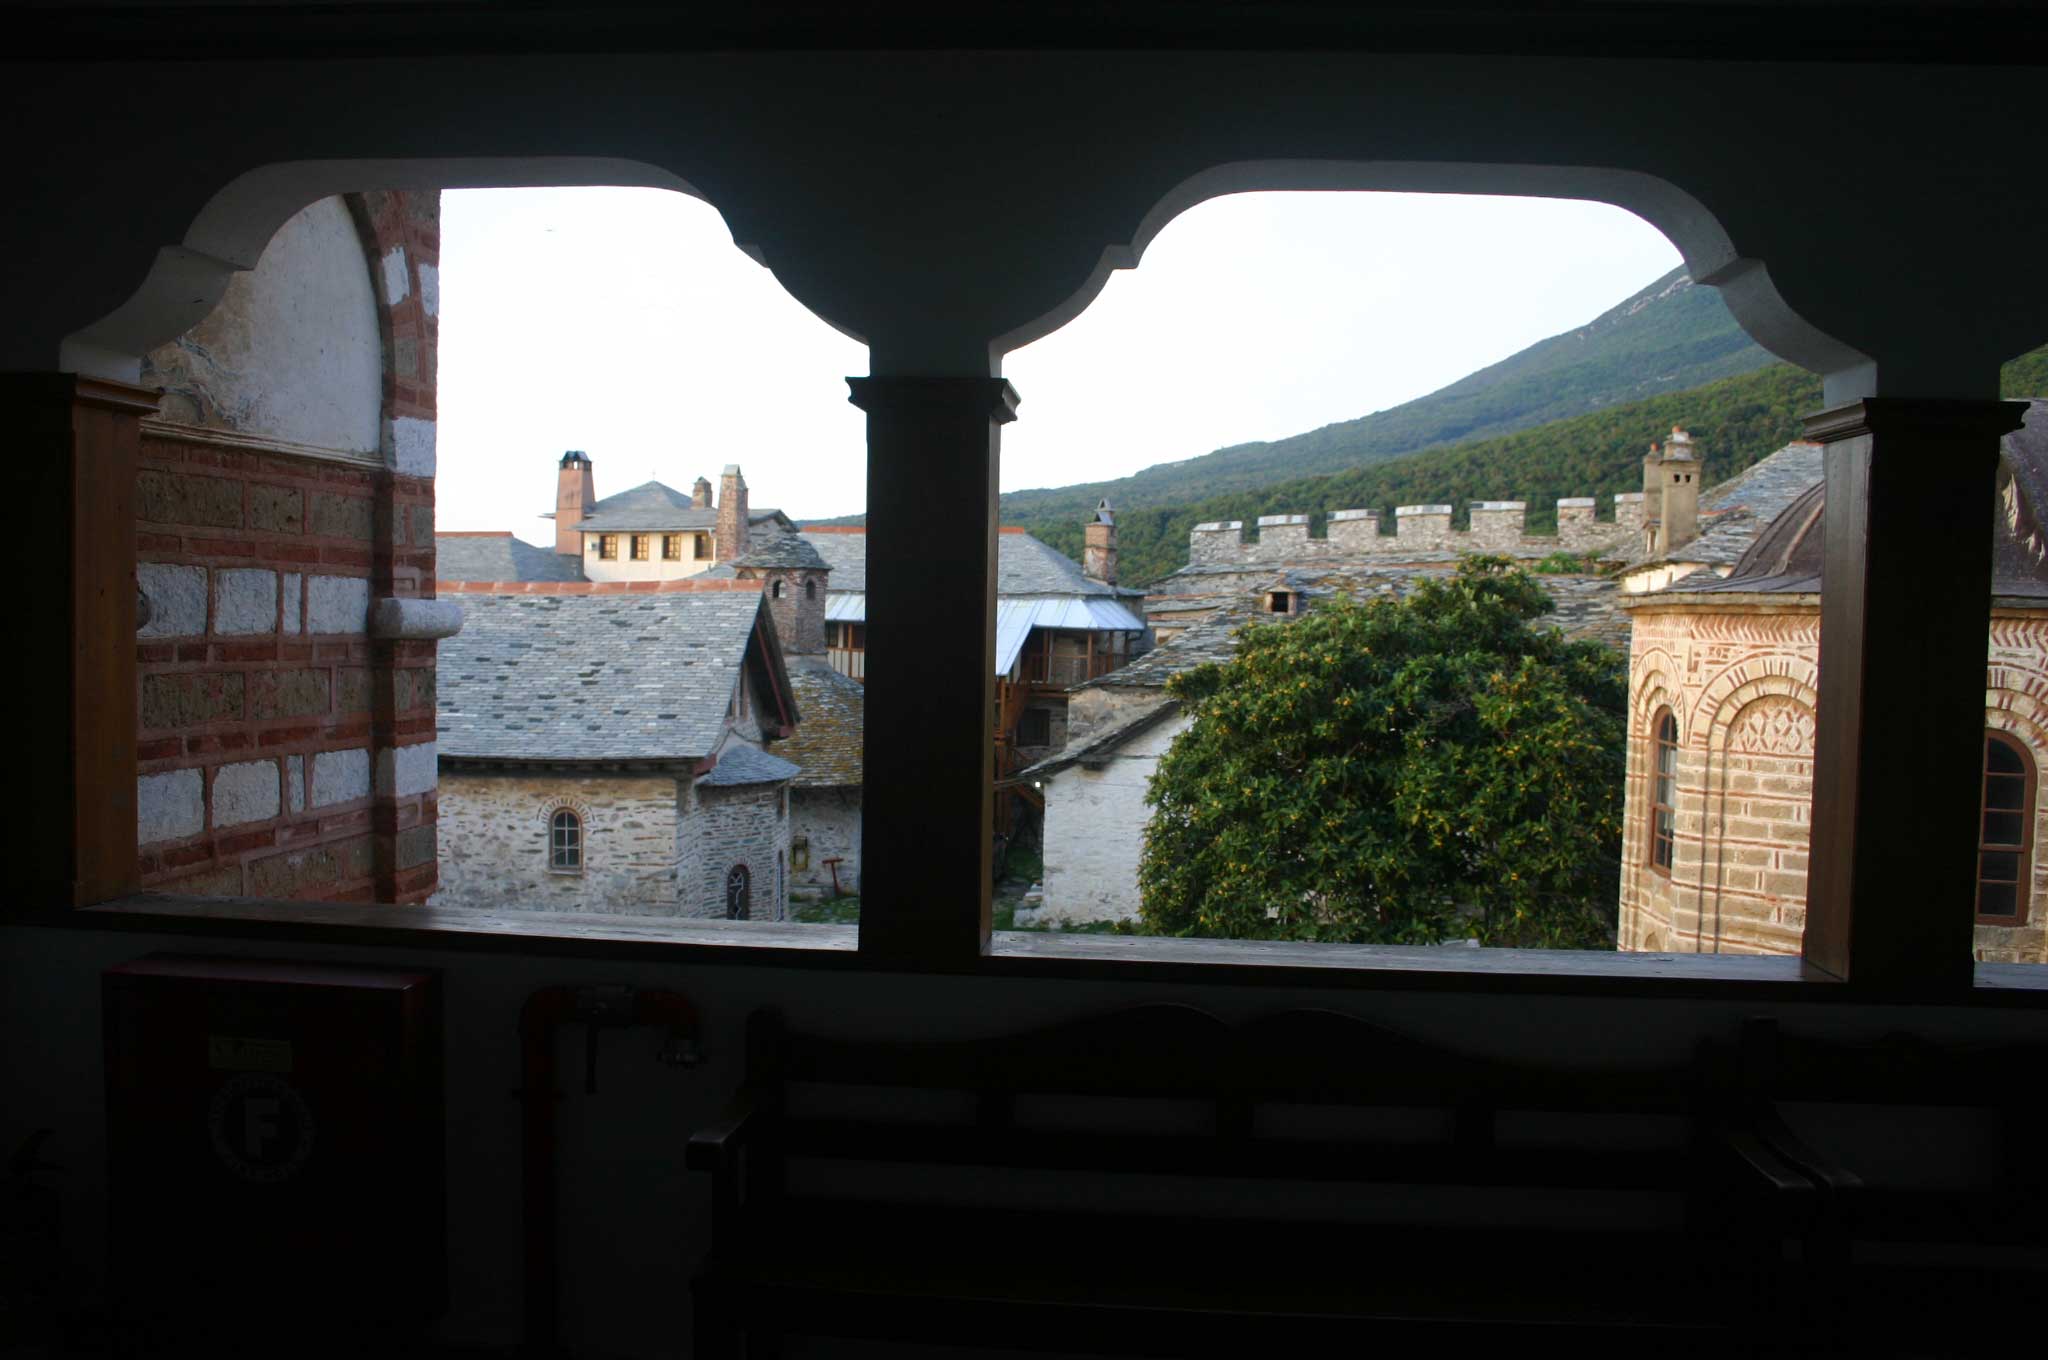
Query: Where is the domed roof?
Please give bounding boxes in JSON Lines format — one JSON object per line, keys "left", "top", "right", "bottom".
{"left": 1692, "top": 398, "right": 2048, "bottom": 599}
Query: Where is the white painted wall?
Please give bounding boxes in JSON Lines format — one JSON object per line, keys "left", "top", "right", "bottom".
{"left": 1039, "top": 711, "right": 1192, "bottom": 925}
{"left": 579, "top": 533, "right": 717, "bottom": 582}
{"left": 142, "top": 196, "right": 382, "bottom": 455}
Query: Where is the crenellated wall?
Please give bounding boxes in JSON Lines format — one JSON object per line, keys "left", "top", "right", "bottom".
{"left": 1188, "top": 493, "right": 1646, "bottom": 565}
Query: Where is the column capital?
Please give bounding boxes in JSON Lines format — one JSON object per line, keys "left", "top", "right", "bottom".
{"left": 845, "top": 376, "right": 1019, "bottom": 424}
{"left": 1803, "top": 397, "right": 2027, "bottom": 445}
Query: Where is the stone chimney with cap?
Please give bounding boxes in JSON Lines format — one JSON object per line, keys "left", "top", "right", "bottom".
{"left": 1657, "top": 426, "right": 1701, "bottom": 553}
{"left": 692, "top": 476, "right": 713, "bottom": 508}
{"left": 715, "top": 464, "right": 750, "bottom": 562}
{"left": 555, "top": 450, "right": 595, "bottom": 556}
{"left": 1083, "top": 498, "right": 1118, "bottom": 586}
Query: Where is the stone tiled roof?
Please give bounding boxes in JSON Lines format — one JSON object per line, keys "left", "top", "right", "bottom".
{"left": 732, "top": 531, "right": 830, "bottom": 572}
{"left": 436, "top": 589, "right": 772, "bottom": 762}
{"left": 796, "top": 528, "right": 1140, "bottom": 599}
{"left": 774, "top": 657, "right": 864, "bottom": 787}
{"left": 1626, "top": 441, "right": 1825, "bottom": 570}
{"left": 435, "top": 533, "right": 587, "bottom": 583}
{"left": 1669, "top": 399, "right": 2048, "bottom": 602}
{"left": 1016, "top": 696, "right": 1182, "bottom": 781}
{"left": 569, "top": 479, "right": 788, "bottom": 533}
{"left": 699, "top": 744, "right": 800, "bottom": 787}
{"left": 801, "top": 530, "right": 866, "bottom": 591}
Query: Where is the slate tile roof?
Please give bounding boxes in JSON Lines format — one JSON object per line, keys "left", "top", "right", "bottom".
{"left": 796, "top": 527, "right": 1142, "bottom": 599}
{"left": 774, "top": 657, "right": 864, "bottom": 788}
{"left": 732, "top": 531, "right": 831, "bottom": 571}
{"left": 436, "top": 589, "right": 770, "bottom": 762}
{"left": 1625, "top": 440, "right": 1825, "bottom": 570}
{"left": 435, "top": 533, "right": 588, "bottom": 583}
{"left": 699, "top": 744, "right": 801, "bottom": 787}
{"left": 567, "top": 479, "right": 790, "bottom": 534}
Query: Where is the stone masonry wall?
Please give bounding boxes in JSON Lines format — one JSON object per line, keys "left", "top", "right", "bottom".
{"left": 791, "top": 787, "right": 861, "bottom": 896}
{"left": 133, "top": 189, "right": 440, "bottom": 904}
{"left": 1040, "top": 700, "right": 1192, "bottom": 925}
{"left": 433, "top": 772, "right": 682, "bottom": 913}
{"left": 1188, "top": 494, "right": 1646, "bottom": 566}
{"left": 1621, "top": 602, "right": 2048, "bottom": 963}
{"left": 692, "top": 780, "right": 791, "bottom": 920}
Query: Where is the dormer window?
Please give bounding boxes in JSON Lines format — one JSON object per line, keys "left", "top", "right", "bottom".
{"left": 1267, "top": 591, "right": 1292, "bottom": 614}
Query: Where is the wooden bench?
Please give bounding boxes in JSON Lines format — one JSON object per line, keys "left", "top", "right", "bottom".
{"left": 1733, "top": 1017, "right": 2048, "bottom": 1352}
{"left": 687, "top": 1004, "right": 1812, "bottom": 1357}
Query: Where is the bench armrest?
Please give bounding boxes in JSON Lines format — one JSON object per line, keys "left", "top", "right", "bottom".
{"left": 1715, "top": 1121, "right": 1818, "bottom": 1197}
{"left": 1739, "top": 1106, "right": 1865, "bottom": 1195}
{"left": 687, "top": 1093, "right": 759, "bottom": 1174}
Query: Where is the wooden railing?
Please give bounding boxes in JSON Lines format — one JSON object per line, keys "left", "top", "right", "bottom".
{"left": 1014, "top": 648, "right": 1122, "bottom": 689}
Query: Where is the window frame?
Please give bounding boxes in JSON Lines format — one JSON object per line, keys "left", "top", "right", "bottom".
{"left": 694, "top": 533, "right": 712, "bottom": 560}
{"left": 631, "top": 533, "right": 650, "bottom": 561}
{"left": 1977, "top": 729, "right": 2034, "bottom": 926}
{"left": 548, "top": 807, "right": 584, "bottom": 875}
{"left": 1648, "top": 707, "right": 1678, "bottom": 877}
{"left": 662, "top": 534, "right": 682, "bottom": 561}
{"left": 598, "top": 534, "right": 619, "bottom": 561}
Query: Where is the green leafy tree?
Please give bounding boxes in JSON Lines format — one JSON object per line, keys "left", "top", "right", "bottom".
{"left": 1138, "top": 557, "right": 1627, "bottom": 948}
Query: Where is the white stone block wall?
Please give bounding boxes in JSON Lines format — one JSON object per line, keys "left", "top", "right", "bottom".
{"left": 1038, "top": 710, "right": 1192, "bottom": 925}
{"left": 434, "top": 772, "right": 685, "bottom": 914}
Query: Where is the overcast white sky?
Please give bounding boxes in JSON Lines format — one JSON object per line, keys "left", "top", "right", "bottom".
{"left": 436, "top": 187, "right": 1682, "bottom": 538}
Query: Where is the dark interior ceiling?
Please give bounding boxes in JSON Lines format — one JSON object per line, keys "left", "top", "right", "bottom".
{"left": 12, "top": 1, "right": 2047, "bottom": 63}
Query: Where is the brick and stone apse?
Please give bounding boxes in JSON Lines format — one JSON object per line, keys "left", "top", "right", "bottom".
{"left": 1620, "top": 602, "right": 2048, "bottom": 963}
{"left": 133, "top": 190, "right": 441, "bottom": 903}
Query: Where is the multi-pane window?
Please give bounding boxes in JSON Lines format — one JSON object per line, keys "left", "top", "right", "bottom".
{"left": 549, "top": 809, "right": 583, "bottom": 873}
{"left": 1649, "top": 708, "right": 1678, "bottom": 874}
{"left": 662, "top": 534, "right": 682, "bottom": 560}
{"left": 598, "top": 534, "right": 619, "bottom": 561}
{"left": 631, "top": 534, "right": 651, "bottom": 561}
{"left": 694, "top": 534, "right": 712, "bottom": 560}
{"left": 1978, "top": 731, "right": 2033, "bottom": 923}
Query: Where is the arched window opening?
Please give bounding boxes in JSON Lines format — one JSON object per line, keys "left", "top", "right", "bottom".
{"left": 1978, "top": 731, "right": 2034, "bottom": 924}
{"left": 549, "top": 808, "right": 583, "bottom": 874}
{"left": 725, "top": 863, "right": 751, "bottom": 920}
{"left": 1649, "top": 709, "right": 1678, "bottom": 875}
{"left": 804, "top": 578, "right": 816, "bottom": 600}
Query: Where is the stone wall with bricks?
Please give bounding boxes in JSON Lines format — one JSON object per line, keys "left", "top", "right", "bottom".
{"left": 133, "top": 189, "right": 441, "bottom": 904}
{"left": 1186, "top": 494, "right": 1644, "bottom": 566}
{"left": 1619, "top": 599, "right": 2048, "bottom": 963}
{"left": 790, "top": 788, "right": 861, "bottom": 897}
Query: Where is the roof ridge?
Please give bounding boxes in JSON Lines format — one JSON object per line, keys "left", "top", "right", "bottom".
{"left": 437, "top": 578, "right": 766, "bottom": 595}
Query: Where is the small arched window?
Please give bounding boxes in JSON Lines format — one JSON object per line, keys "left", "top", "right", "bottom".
{"left": 549, "top": 808, "right": 583, "bottom": 874}
{"left": 1648, "top": 708, "right": 1678, "bottom": 875}
{"left": 772, "top": 580, "right": 784, "bottom": 599}
{"left": 1978, "top": 730, "right": 2034, "bottom": 924}
{"left": 804, "top": 578, "right": 816, "bottom": 600}
{"left": 725, "top": 863, "right": 751, "bottom": 920}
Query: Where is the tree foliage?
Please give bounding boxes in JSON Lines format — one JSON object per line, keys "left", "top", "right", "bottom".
{"left": 1138, "top": 558, "right": 1627, "bottom": 948}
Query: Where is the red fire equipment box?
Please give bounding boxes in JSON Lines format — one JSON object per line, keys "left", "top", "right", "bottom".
{"left": 102, "top": 955, "right": 444, "bottom": 1334}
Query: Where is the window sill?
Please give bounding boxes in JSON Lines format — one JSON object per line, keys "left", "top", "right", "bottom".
{"left": 12, "top": 894, "right": 2045, "bottom": 1004}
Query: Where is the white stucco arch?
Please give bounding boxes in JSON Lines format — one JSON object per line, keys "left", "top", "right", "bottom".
{"left": 59, "top": 157, "right": 774, "bottom": 383}
{"left": 991, "top": 159, "right": 1871, "bottom": 397}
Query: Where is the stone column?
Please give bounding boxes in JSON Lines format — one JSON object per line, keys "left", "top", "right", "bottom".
{"left": 847, "top": 376, "right": 1015, "bottom": 963}
{"left": 1803, "top": 397, "right": 2026, "bottom": 986}
{"left": 10, "top": 374, "right": 160, "bottom": 908}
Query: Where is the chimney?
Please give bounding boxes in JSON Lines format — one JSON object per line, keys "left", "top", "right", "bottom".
{"left": 692, "top": 476, "right": 713, "bottom": 509}
{"left": 715, "top": 464, "right": 750, "bottom": 562}
{"left": 1083, "top": 498, "right": 1118, "bottom": 586}
{"left": 555, "top": 450, "right": 595, "bottom": 556}
{"left": 1640, "top": 440, "right": 1664, "bottom": 554}
{"left": 1659, "top": 425, "right": 1701, "bottom": 552}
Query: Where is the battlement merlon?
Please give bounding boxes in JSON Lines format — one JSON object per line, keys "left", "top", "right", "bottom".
{"left": 1182, "top": 494, "right": 1641, "bottom": 564}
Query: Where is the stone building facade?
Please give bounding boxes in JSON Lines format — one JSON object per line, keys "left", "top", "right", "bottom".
{"left": 134, "top": 189, "right": 449, "bottom": 904}
{"left": 1619, "top": 402, "right": 2048, "bottom": 964}
{"left": 435, "top": 774, "right": 690, "bottom": 913}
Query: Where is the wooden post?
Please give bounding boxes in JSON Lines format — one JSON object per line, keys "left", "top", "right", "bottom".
{"left": 1803, "top": 398, "right": 2027, "bottom": 987}
{"left": 10, "top": 373, "right": 159, "bottom": 910}
{"left": 848, "top": 376, "right": 1016, "bottom": 964}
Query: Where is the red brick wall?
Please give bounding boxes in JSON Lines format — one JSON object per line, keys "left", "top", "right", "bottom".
{"left": 135, "top": 189, "right": 440, "bottom": 904}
